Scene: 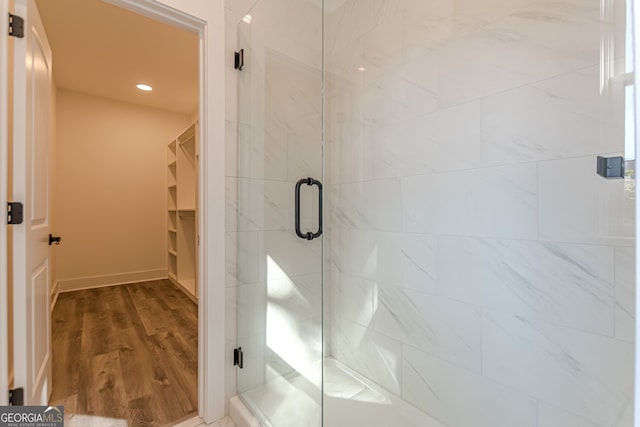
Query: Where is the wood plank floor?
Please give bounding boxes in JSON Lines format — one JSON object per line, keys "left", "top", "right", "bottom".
{"left": 50, "top": 280, "right": 198, "bottom": 427}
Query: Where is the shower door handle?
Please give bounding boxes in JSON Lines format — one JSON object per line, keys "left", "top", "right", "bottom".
{"left": 295, "top": 177, "right": 322, "bottom": 240}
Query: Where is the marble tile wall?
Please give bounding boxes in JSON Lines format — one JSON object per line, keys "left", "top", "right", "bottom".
{"left": 325, "top": 1, "right": 635, "bottom": 427}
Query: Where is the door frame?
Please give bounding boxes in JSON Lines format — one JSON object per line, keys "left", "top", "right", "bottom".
{"left": 103, "top": 0, "right": 226, "bottom": 423}
{"left": 0, "top": 0, "right": 10, "bottom": 407}
{"left": 0, "top": 0, "right": 226, "bottom": 420}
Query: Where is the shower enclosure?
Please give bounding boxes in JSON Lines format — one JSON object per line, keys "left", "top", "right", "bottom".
{"left": 235, "top": 0, "right": 636, "bottom": 426}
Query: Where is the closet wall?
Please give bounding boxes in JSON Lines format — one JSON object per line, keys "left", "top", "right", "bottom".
{"left": 54, "top": 89, "right": 191, "bottom": 292}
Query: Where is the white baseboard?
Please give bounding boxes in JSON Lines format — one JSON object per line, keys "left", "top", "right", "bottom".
{"left": 167, "top": 275, "right": 198, "bottom": 303}
{"left": 57, "top": 269, "right": 167, "bottom": 293}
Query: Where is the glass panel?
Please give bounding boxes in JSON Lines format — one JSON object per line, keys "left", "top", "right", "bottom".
{"left": 236, "top": 1, "right": 323, "bottom": 426}
{"left": 324, "top": 2, "right": 635, "bottom": 427}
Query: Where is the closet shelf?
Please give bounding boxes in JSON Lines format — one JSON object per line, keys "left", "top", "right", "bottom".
{"left": 167, "top": 121, "right": 198, "bottom": 301}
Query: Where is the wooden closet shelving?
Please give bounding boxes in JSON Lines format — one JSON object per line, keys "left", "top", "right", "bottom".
{"left": 167, "top": 121, "right": 198, "bottom": 301}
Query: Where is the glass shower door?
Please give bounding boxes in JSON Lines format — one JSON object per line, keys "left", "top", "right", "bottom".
{"left": 235, "top": 2, "right": 323, "bottom": 426}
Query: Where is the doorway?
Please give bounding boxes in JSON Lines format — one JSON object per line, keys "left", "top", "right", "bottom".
{"left": 35, "top": 0, "right": 200, "bottom": 424}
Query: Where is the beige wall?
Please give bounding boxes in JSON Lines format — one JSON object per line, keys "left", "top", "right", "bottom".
{"left": 54, "top": 89, "right": 191, "bottom": 289}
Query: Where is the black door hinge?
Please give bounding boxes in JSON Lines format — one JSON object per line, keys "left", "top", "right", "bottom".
{"left": 234, "top": 49, "right": 244, "bottom": 71}
{"left": 233, "top": 347, "right": 243, "bottom": 369}
{"left": 8, "top": 13, "right": 24, "bottom": 38}
{"left": 7, "top": 202, "right": 23, "bottom": 225}
{"left": 9, "top": 388, "right": 24, "bottom": 406}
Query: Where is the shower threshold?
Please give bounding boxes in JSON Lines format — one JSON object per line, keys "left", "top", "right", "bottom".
{"left": 234, "top": 358, "right": 445, "bottom": 427}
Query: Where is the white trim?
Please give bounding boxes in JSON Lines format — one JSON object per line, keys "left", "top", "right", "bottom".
{"left": 634, "top": 0, "right": 640, "bottom": 424}
{"left": 167, "top": 275, "right": 198, "bottom": 303}
{"left": 0, "top": 0, "right": 10, "bottom": 408}
{"left": 97, "top": 0, "right": 226, "bottom": 423}
{"left": 56, "top": 269, "right": 167, "bottom": 292}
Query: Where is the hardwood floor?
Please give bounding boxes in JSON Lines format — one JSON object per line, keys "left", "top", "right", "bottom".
{"left": 50, "top": 280, "right": 198, "bottom": 427}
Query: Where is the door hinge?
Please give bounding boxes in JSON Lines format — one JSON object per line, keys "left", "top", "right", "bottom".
{"left": 7, "top": 202, "right": 23, "bottom": 225}
{"left": 233, "top": 347, "right": 243, "bottom": 369}
{"left": 9, "top": 388, "right": 24, "bottom": 406}
{"left": 8, "top": 13, "right": 24, "bottom": 38}
{"left": 234, "top": 49, "right": 244, "bottom": 71}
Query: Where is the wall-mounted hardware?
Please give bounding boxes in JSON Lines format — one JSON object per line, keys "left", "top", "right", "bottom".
{"left": 295, "top": 177, "right": 322, "bottom": 241}
{"left": 8, "top": 13, "right": 24, "bottom": 38}
{"left": 596, "top": 156, "right": 625, "bottom": 179}
{"left": 234, "top": 49, "right": 244, "bottom": 71}
{"left": 233, "top": 347, "right": 244, "bottom": 369}
{"left": 9, "top": 387, "right": 24, "bottom": 406}
{"left": 7, "top": 202, "right": 23, "bottom": 225}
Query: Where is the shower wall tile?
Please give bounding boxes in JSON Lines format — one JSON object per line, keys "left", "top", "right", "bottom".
{"left": 538, "top": 156, "right": 635, "bottom": 244}
{"left": 331, "top": 229, "right": 437, "bottom": 293}
{"left": 402, "top": 345, "right": 537, "bottom": 427}
{"left": 236, "top": 178, "right": 314, "bottom": 232}
{"left": 615, "top": 246, "right": 635, "bottom": 341}
{"left": 398, "top": 0, "right": 599, "bottom": 109}
{"left": 226, "top": 120, "right": 238, "bottom": 178}
{"left": 237, "top": 231, "right": 262, "bottom": 285}
{"left": 538, "top": 403, "right": 604, "bottom": 427}
{"left": 237, "top": 282, "right": 267, "bottom": 340}
{"left": 267, "top": 272, "right": 322, "bottom": 323}
{"left": 373, "top": 284, "right": 481, "bottom": 372}
{"left": 481, "top": 66, "right": 623, "bottom": 165}
{"left": 226, "top": 231, "right": 238, "bottom": 287}
{"left": 332, "top": 179, "right": 403, "bottom": 231}
{"left": 264, "top": 230, "right": 323, "bottom": 277}
{"left": 368, "top": 100, "right": 482, "bottom": 179}
{"left": 482, "top": 310, "right": 634, "bottom": 426}
{"left": 401, "top": 163, "right": 537, "bottom": 239}
{"left": 331, "top": 316, "right": 402, "bottom": 395}
{"left": 437, "top": 237, "right": 615, "bottom": 335}
{"left": 330, "top": 272, "right": 375, "bottom": 327}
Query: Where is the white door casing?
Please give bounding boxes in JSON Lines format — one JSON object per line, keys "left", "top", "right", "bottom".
{"left": 12, "top": 0, "right": 53, "bottom": 405}
{"left": 0, "top": 0, "right": 11, "bottom": 407}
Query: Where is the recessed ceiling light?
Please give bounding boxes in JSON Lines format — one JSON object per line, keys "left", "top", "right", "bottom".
{"left": 243, "top": 14, "right": 252, "bottom": 24}
{"left": 136, "top": 83, "right": 153, "bottom": 92}
{"left": 358, "top": 67, "right": 366, "bottom": 72}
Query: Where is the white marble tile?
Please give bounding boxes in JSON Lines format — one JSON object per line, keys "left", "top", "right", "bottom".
{"left": 331, "top": 317, "right": 402, "bottom": 394}
{"left": 226, "top": 177, "right": 238, "bottom": 232}
{"left": 402, "top": 163, "right": 537, "bottom": 239}
{"left": 226, "top": 66, "right": 239, "bottom": 124}
{"left": 236, "top": 231, "right": 262, "bottom": 286}
{"left": 538, "top": 402, "right": 604, "bottom": 427}
{"left": 481, "top": 67, "right": 623, "bottom": 165}
{"left": 267, "top": 272, "right": 321, "bottom": 323}
{"left": 402, "top": 345, "right": 537, "bottom": 427}
{"left": 287, "top": 133, "right": 322, "bottom": 182}
{"left": 226, "top": 231, "right": 238, "bottom": 287}
{"left": 264, "top": 229, "right": 323, "bottom": 278}
{"left": 539, "top": 156, "right": 635, "bottom": 244}
{"left": 615, "top": 246, "right": 635, "bottom": 341}
{"left": 332, "top": 179, "right": 403, "bottom": 231}
{"left": 226, "top": 120, "right": 238, "bottom": 178}
{"left": 368, "top": 101, "right": 482, "bottom": 179}
{"left": 330, "top": 272, "right": 374, "bottom": 326}
{"left": 374, "top": 284, "right": 481, "bottom": 372}
{"left": 398, "top": 0, "right": 600, "bottom": 108}
{"left": 482, "top": 310, "right": 634, "bottom": 426}
{"left": 237, "top": 283, "right": 267, "bottom": 340}
{"left": 236, "top": 178, "right": 301, "bottom": 232}
{"left": 438, "top": 237, "right": 615, "bottom": 335}
{"left": 331, "top": 229, "right": 437, "bottom": 293}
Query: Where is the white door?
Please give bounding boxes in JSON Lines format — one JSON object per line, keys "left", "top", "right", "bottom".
{"left": 11, "top": 0, "right": 53, "bottom": 405}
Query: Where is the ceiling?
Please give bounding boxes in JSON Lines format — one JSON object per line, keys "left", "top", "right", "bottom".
{"left": 36, "top": 0, "right": 199, "bottom": 115}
